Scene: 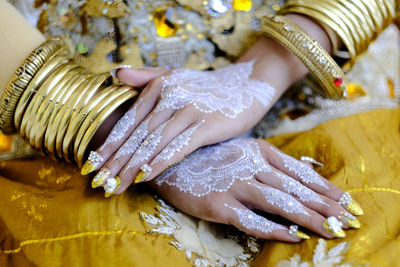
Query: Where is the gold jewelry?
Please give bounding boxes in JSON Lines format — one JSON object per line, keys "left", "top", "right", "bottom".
{"left": 0, "top": 36, "right": 74, "bottom": 134}
{"left": 261, "top": 15, "right": 347, "bottom": 99}
{"left": 76, "top": 87, "right": 137, "bottom": 167}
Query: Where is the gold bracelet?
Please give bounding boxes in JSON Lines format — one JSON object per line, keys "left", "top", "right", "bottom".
{"left": 282, "top": 1, "right": 359, "bottom": 64}
{"left": 261, "top": 15, "right": 347, "bottom": 99}
{"left": 279, "top": 5, "right": 357, "bottom": 64}
{"left": 13, "top": 52, "right": 70, "bottom": 130}
{"left": 32, "top": 67, "right": 82, "bottom": 150}
{"left": 44, "top": 71, "right": 89, "bottom": 158}
{"left": 20, "top": 62, "right": 75, "bottom": 139}
{"left": 62, "top": 73, "right": 111, "bottom": 162}
{"left": 76, "top": 88, "right": 137, "bottom": 167}
{"left": 0, "top": 36, "right": 74, "bottom": 134}
{"left": 73, "top": 86, "right": 130, "bottom": 164}
{"left": 54, "top": 73, "right": 97, "bottom": 160}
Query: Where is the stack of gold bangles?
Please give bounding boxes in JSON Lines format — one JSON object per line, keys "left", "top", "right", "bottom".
{"left": 260, "top": 0, "right": 396, "bottom": 99}
{"left": 0, "top": 36, "right": 137, "bottom": 167}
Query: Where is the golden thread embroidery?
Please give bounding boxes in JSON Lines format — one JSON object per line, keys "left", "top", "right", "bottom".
{"left": 348, "top": 187, "right": 400, "bottom": 196}
{"left": 0, "top": 230, "right": 149, "bottom": 254}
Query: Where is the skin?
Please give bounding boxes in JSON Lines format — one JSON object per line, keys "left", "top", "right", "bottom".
{"left": 0, "top": 0, "right": 355, "bottom": 241}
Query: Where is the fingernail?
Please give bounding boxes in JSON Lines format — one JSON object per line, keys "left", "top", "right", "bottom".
{"left": 110, "top": 64, "right": 132, "bottom": 78}
{"left": 323, "top": 217, "right": 346, "bottom": 238}
{"left": 288, "top": 225, "right": 310, "bottom": 240}
{"left": 91, "top": 168, "right": 111, "bottom": 188}
{"left": 339, "top": 211, "right": 361, "bottom": 229}
{"left": 300, "top": 156, "right": 324, "bottom": 168}
{"left": 339, "top": 192, "right": 364, "bottom": 216}
{"left": 104, "top": 176, "right": 122, "bottom": 198}
{"left": 135, "top": 164, "right": 152, "bottom": 183}
{"left": 81, "top": 151, "right": 103, "bottom": 175}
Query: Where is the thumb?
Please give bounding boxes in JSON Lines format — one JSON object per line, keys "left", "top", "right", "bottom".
{"left": 117, "top": 67, "right": 170, "bottom": 87}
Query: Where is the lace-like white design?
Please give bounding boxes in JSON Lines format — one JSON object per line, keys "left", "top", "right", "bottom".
{"left": 156, "top": 138, "right": 271, "bottom": 197}
{"left": 224, "top": 204, "right": 286, "bottom": 234}
{"left": 102, "top": 105, "right": 137, "bottom": 148}
{"left": 274, "top": 171, "right": 328, "bottom": 206}
{"left": 140, "top": 198, "right": 260, "bottom": 267}
{"left": 275, "top": 238, "right": 356, "bottom": 267}
{"left": 114, "top": 117, "right": 150, "bottom": 160}
{"left": 126, "top": 122, "right": 167, "bottom": 169}
{"left": 271, "top": 147, "right": 329, "bottom": 190}
{"left": 155, "top": 61, "right": 276, "bottom": 118}
{"left": 153, "top": 120, "right": 204, "bottom": 164}
{"left": 248, "top": 183, "right": 311, "bottom": 216}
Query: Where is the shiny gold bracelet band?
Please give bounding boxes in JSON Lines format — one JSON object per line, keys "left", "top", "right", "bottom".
{"left": 76, "top": 88, "right": 137, "bottom": 167}
{"left": 0, "top": 36, "right": 74, "bottom": 134}
{"left": 261, "top": 15, "right": 347, "bottom": 99}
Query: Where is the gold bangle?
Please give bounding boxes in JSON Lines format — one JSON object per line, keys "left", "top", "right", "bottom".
{"left": 0, "top": 36, "right": 74, "bottom": 134}
{"left": 13, "top": 52, "right": 70, "bottom": 130}
{"left": 76, "top": 88, "right": 137, "bottom": 167}
{"left": 32, "top": 67, "right": 82, "bottom": 150}
{"left": 54, "top": 73, "right": 96, "bottom": 159}
{"left": 73, "top": 85, "right": 130, "bottom": 164}
{"left": 261, "top": 15, "right": 347, "bottom": 99}
{"left": 361, "top": 0, "right": 385, "bottom": 33}
{"left": 61, "top": 74, "right": 111, "bottom": 162}
{"left": 20, "top": 62, "right": 75, "bottom": 139}
{"left": 279, "top": 5, "right": 357, "bottom": 63}
{"left": 44, "top": 71, "right": 89, "bottom": 158}
{"left": 283, "top": 1, "right": 359, "bottom": 63}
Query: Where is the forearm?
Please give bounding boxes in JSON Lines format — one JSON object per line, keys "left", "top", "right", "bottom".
{"left": 238, "top": 14, "right": 332, "bottom": 97}
{"left": 0, "top": 0, "right": 45, "bottom": 93}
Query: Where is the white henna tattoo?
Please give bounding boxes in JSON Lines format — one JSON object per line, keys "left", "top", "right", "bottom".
{"left": 224, "top": 204, "right": 285, "bottom": 234}
{"left": 274, "top": 171, "right": 328, "bottom": 206}
{"left": 152, "top": 120, "right": 205, "bottom": 164}
{"left": 156, "top": 138, "right": 271, "bottom": 197}
{"left": 101, "top": 105, "right": 137, "bottom": 148}
{"left": 126, "top": 122, "right": 167, "bottom": 170}
{"left": 271, "top": 147, "right": 329, "bottom": 189}
{"left": 155, "top": 61, "right": 276, "bottom": 118}
{"left": 248, "top": 183, "right": 311, "bottom": 216}
{"left": 114, "top": 116, "right": 150, "bottom": 160}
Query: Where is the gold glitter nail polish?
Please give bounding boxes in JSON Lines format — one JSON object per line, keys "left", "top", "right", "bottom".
{"left": 81, "top": 151, "right": 103, "bottom": 175}
{"left": 323, "top": 217, "right": 346, "bottom": 238}
{"left": 81, "top": 161, "right": 96, "bottom": 175}
{"left": 91, "top": 168, "right": 111, "bottom": 188}
{"left": 340, "top": 211, "right": 361, "bottom": 229}
{"left": 134, "top": 164, "right": 152, "bottom": 183}
{"left": 104, "top": 176, "right": 121, "bottom": 198}
{"left": 347, "top": 200, "right": 364, "bottom": 216}
{"left": 288, "top": 225, "right": 310, "bottom": 240}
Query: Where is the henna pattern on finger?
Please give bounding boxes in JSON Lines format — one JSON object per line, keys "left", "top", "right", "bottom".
{"left": 125, "top": 121, "right": 167, "bottom": 170}
{"left": 114, "top": 116, "right": 150, "bottom": 160}
{"left": 156, "top": 138, "right": 271, "bottom": 197}
{"left": 271, "top": 147, "right": 329, "bottom": 190}
{"left": 248, "top": 183, "right": 311, "bottom": 217}
{"left": 155, "top": 61, "right": 276, "bottom": 118}
{"left": 152, "top": 119, "right": 205, "bottom": 164}
{"left": 274, "top": 171, "right": 329, "bottom": 206}
{"left": 224, "top": 204, "right": 285, "bottom": 234}
{"left": 101, "top": 104, "right": 138, "bottom": 148}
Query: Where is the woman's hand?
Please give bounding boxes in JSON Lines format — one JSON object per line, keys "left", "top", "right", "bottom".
{"left": 82, "top": 61, "right": 280, "bottom": 195}
{"left": 148, "top": 138, "right": 362, "bottom": 240}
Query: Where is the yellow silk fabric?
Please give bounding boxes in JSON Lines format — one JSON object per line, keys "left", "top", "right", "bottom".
{"left": 0, "top": 108, "right": 400, "bottom": 266}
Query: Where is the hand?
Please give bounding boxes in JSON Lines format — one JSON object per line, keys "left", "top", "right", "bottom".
{"left": 82, "top": 61, "right": 279, "bottom": 196}
{"left": 148, "top": 138, "right": 363, "bottom": 241}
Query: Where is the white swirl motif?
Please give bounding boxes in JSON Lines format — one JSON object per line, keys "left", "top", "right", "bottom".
{"left": 156, "top": 138, "right": 271, "bottom": 197}
{"left": 155, "top": 61, "right": 276, "bottom": 118}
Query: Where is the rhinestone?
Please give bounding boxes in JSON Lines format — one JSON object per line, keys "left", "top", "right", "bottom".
{"left": 283, "top": 25, "right": 291, "bottom": 31}
{"left": 233, "top": 0, "right": 252, "bottom": 11}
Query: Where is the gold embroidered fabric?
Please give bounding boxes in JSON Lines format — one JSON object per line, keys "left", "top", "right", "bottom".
{"left": 1, "top": 108, "right": 400, "bottom": 266}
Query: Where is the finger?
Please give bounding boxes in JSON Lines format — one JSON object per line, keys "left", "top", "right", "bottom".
{"left": 134, "top": 112, "right": 207, "bottom": 184}
{"left": 81, "top": 77, "right": 165, "bottom": 175}
{"left": 256, "top": 169, "right": 360, "bottom": 229}
{"left": 239, "top": 180, "right": 346, "bottom": 238}
{"left": 118, "top": 68, "right": 170, "bottom": 87}
{"left": 264, "top": 142, "right": 363, "bottom": 216}
{"left": 223, "top": 201, "right": 300, "bottom": 242}
{"left": 116, "top": 114, "right": 195, "bottom": 193}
